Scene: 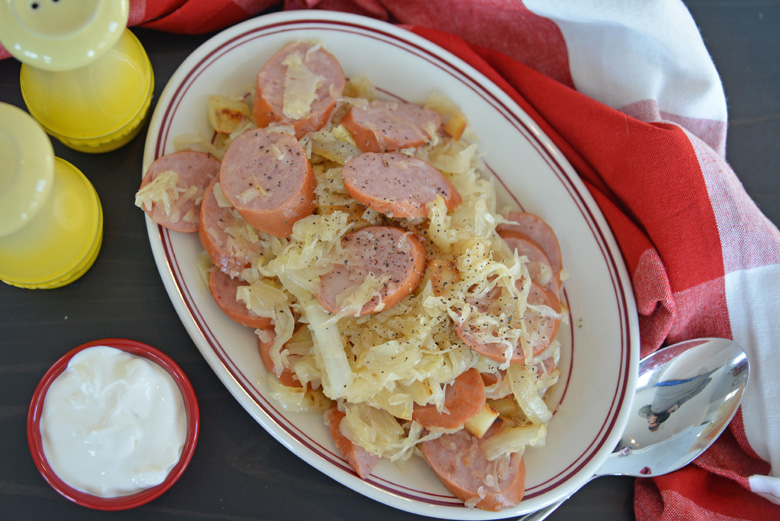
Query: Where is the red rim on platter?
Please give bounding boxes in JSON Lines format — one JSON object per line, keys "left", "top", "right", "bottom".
{"left": 27, "top": 338, "right": 200, "bottom": 511}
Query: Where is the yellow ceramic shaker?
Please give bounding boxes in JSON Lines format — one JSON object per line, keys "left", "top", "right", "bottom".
{"left": 0, "top": 103, "right": 103, "bottom": 289}
{"left": 0, "top": 0, "right": 154, "bottom": 153}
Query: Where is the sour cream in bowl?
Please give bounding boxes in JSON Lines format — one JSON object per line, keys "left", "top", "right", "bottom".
{"left": 27, "top": 338, "right": 199, "bottom": 510}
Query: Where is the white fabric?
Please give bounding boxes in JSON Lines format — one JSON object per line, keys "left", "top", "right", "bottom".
{"left": 726, "top": 265, "right": 780, "bottom": 501}
{"left": 524, "top": 0, "right": 727, "bottom": 122}
{"left": 749, "top": 474, "right": 780, "bottom": 506}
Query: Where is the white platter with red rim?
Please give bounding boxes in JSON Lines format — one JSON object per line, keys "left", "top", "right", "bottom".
{"left": 142, "top": 10, "right": 639, "bottom": 519}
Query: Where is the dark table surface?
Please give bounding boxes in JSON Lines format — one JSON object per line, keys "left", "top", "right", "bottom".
{"left": 1, "top": 3, "right": 778, "bottom": 520}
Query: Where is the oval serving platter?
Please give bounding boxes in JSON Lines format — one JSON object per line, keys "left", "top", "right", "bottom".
{"left": 142, "top": 10, "right": 639, "bottom": 519}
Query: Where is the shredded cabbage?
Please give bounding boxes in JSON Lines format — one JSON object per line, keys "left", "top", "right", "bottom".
{"left": 282, "top": 51, "right": 324, "bottom": 120}
{"left": 135, "top": 169, "right": 201, "bottom": 222}
{"left": 207, "top": 95, "right": 251, "bottom": 134}
{"left": 481, "top": 423, "right": 547, "bottom": 461}
{"left": 340, "top": 401, "right": 432, "bottom": 461}
{"left": 189, "top": 71, "right": 569, "bottom": 476}
{"left": 507, "top": 364, "right": 553, "bottom": 425}
{"left": 268, "top": 378, "right": 331, "bottom": 413}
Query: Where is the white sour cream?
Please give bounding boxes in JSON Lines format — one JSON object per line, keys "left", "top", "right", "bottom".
{"left": 40, "top": 346, "right": 187, "bottom": 498}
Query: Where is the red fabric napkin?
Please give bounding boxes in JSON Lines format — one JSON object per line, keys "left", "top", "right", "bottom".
{"left": 400, "top": 19, "right": 780, "bottom": 521}
{"left": 5, "top": 1, "right": 779, "bottom": 519}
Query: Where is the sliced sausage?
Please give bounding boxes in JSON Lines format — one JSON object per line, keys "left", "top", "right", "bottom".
{"left": 257, "top": 328, "right": 302, "bottom": 388}
{"left": 420, "top": 422, "right": 526, "bottom": 511}
{"left": 219, "top": 128, "right": 316, "bottom": 237}
{"left": 325, "top": 404, "right": 381, "bottom": 479}
{"left": 137, "top": 150, "right": 220, "bottom": 233}
{"left": 342, "top": 153, "right": 461, "bottom": 218}
{"left": 480, "top": 372, "right": 500, "bottom": 387}
{"left": 412, "top": 368, "right": 486, "bottom": 430}
{"left": 317, "top": 226, "right": 426, "bottom": 315}
{"left": 253, "top": 41, "right": 345, "bottom": 139}
{"left": 519, "top": 282, "right": 563, "bottom": 362}
{"left": 455, "top": 281, "right": 562, "bottom": 365}
{"left": 499, "top": 230, "right": 560, "bottom": 295}
{"left": 341, "top": 99, "right": 441, "bottom": 153}
{"left": 208, "top": 268, "right": 272, "bottom": 329}
{"left": 498, "top": 212, "right": 563, "bottom": 279}
{"left": 535, "top": 356, "right": 556, "bottom": 376}
{"left": 199, "top": 175, "right": 263, "bottom": 277}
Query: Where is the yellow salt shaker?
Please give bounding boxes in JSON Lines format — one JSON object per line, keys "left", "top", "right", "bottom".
{"left": 0, "top": 103, "right": 103, "bottom": 289}
{"left": 0, "top": 0, "right": 153, "bottom": 153}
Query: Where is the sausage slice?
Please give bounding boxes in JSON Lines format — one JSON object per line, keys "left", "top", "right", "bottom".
{"left": 326, "top": 404, "right": 381, "bottom": 479}
{"left": 257, "top": 328, "right": 302, "bottom": 388}
{"left": 219, "top": 128, "right": 316, "bottom": 237}
{"left": 519, "top": 282, "right": 563, "bottom": 360}
{"left": 199, "top": 175, "right": 263, "bottom": 277}
{"left": 420, "top": 422, "right": 526, "bottom": 511}
{"left": 208, "top": 268, "right": 272, "bottom": 329}
{"left": 316, "top": 226, "right": 426, "bottom": 315}
{"left": 499, "top": 230, "right": 560, "bottom": 295}
{"left": 137, "top": 150, "right": 220, "bottom": 233}
{"left": 498, "top": 212, "right": 563, "bottom": 279}
{"left": 455, "top": 281, "right": 562, "bottom": 364}
{"left": 253, "top": 41, "right": 345, "bottom": 139}
{"left": 412, "top": 368, "right": 486, "bottom": 430}
{"left": 341, "top": 99, "right": 441, "bottom": 153}
{"left": 342, "top": 153, "right": 461, "bottom": 218}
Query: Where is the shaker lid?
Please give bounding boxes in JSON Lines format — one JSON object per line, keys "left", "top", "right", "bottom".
{"left": 0, "top": 0, "right": 129, "bottom": 71}
{"left": 0, "top": 102, "right": 54, "bottom": 237}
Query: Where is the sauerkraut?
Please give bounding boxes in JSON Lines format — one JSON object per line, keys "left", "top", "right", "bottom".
{"left": 170, "top": 44, "right": 568, "bottom": 509}
{"left": 135, "top": 169, "right": 202, "bottom": 223}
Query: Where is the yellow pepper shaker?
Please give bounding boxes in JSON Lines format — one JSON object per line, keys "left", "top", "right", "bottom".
{"left": 0, "top": 102, "right": 103, "bottom": 288}
{"left": 0, "top": 0, "right": 153, "bottom": 153}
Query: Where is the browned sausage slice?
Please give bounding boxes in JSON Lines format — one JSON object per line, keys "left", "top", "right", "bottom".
{"left": 199, "top": 175, "right": 263, "bottom": 277}
{"left": 455, "top": 281, "right": 562, "bottom": 365}
{"left": 342, "top": 153, "right": 461, "bottom": 218}
{"left": 208, "top": 268, "right": 272, "bottom": 329}
{"left": 420, "top": 422, "right": 526, "bottom": 511}
{"left": 137, "top": 150, "right": 220, "bottom": 233}
{"left": 499, "top": 230, "right": 560, "bottom": 295}
{"left": 341, "top": 99, "right": 441, "bottom": 153}
{"left": 316, "top": 226, "right": 426, "bottom": 315}
{"left": 498, "top": 212, "right": 563, "bottom": 279}
{"left": 412, "top": 368, "right": 486, "bottom": 430}
{"left": 219, "top": 128, "right": 316, "bottom": 238}
{"left": 325, "top": 404, "right": 381, "bottom": 479}
{"left": 253, "top": 41, "right": 345, "bottom": 139}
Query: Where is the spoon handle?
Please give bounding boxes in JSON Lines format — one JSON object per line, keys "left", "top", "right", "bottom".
{"left": 515, "top": 497, "right": 567, "bottom": 521}
{"left": 516, "top": 475, "right": 596, "bottom": 521}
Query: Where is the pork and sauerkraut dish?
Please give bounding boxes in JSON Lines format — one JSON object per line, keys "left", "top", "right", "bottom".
{"left": 136, "top": 41, "right": 568, "bottom": 512}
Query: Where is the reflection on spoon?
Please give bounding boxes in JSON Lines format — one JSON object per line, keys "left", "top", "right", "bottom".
{"left": 520, "top": 337, "right": 749, "bottom": 521}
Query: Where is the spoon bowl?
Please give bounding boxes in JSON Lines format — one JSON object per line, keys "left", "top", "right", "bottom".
{"left": 521, "top": 337, "right": 749, "bottom": 520}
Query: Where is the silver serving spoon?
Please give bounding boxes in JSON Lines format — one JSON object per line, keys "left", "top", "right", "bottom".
{"left": 520, "top": 337, "right": 750, "bottom": 521}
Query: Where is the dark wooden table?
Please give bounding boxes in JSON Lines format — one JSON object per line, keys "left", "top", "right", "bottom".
{"left": 1, "top": 3, "right": 777, "bottom": 520}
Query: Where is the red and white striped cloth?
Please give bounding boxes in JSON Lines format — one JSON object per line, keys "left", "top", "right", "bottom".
{"left": 4, "top": 1, "right": 778, "bottom": 518}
